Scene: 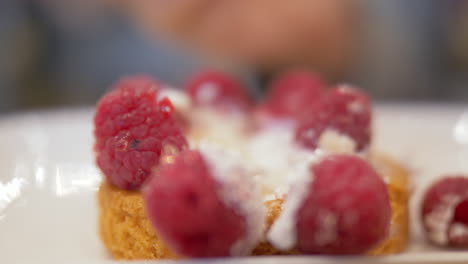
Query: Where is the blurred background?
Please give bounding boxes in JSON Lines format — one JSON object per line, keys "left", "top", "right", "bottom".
{"left": 1, "top": 0, "right": 468, "bottom": 113}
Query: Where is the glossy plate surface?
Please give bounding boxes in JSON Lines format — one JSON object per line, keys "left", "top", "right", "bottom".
{"left": 1, "top": 104, "right": 468, "bottom": 264}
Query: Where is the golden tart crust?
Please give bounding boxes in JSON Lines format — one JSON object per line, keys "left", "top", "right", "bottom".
{"left": 97, "top": 154, "right": 409, "bottom": 259}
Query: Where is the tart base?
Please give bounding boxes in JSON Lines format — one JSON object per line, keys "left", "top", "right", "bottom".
{"left": 97, "top": 154, "right": 409, "bottom": 259}
{"left": 97, "top": 183, "right": 177, "bottom": 259}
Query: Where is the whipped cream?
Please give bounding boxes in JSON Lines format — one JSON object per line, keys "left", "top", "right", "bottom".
{"left": 157, "top": 87, "right": 191, "bottom": 114}
{"left": 181, "top": 105, "right": 386, "bottom": 250}
{"left": 186, "top": 109, "right": 365, "bottom": 198}
{"left": 199, "top": 143, "right": 266, "bottom": 256}
{"left": 189, "top": 113, "right": 322, "bottom": 250}
{"left": 267, "top": 150, "right": 319, "bottom": 250}
{"left": 188, "top": 109, "right": 249, "bottom": 152}
{"left": 247, "top": 125, "right": 316, "bottom": 199}
{"left": 318, "top": 129, "right": 357, "bottom": 154}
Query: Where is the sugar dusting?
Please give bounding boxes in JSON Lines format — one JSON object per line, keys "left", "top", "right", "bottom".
{"left": 335, "top": 84, "right": 365, "bottom": 114}
{"left": 348, "top": 101, "right": 364, "bottom": 114}
{"left": 314, "top": 209, "right": 339, "bottom": 246}
{"left": 337, "top": 84, "right": 355, "bottom": 94}
{"left": 196, "top": 82, "right": 219, "bottom": 104}
{"left": 199, "top": 143, "right": 266, "bottom": 256}
{"left": 449, "top": 222, "right": 468, "bottom": 241}
{"left": 266, "top": 149, "right": 319, "bottom": 250}
{"left": 424, "top": 194, "right": 462, "bottom": 245}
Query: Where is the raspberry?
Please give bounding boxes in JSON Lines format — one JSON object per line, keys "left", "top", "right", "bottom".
{"left": 295, "top": 85, "right": 372, "bottom": 151}
{"left": 185, "top": 71, "right": 253, "bottom": 112}
{"left": 94, "top": 76, "right": 188, "bottom": 190}
{"left": 294, "top": 154, "right": 391, "bottom": 254}
{"left": 259, "top": 70, "right": 324, "bottom": 120}
{"left": 143, "top": 149, "right": 263, "bottom": 257}
{"left": 421, "top": 176, "right": 468, "bottom": 247}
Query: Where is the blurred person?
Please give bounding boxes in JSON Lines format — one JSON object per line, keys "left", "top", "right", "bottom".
{"left": 1, "top": 0, "right": 468, "bottom": 113}
{"left": 0, "top": 0, "right": 214, "bottom": 112}
{"left": 0, "top": 0, "right": 359, "bottom": 113}
{"left": 122, "top": 0, "right": 468, "bottom": 101}
{"left": 121, "top": 0, "right": 464, "bottom": 101}
{"left": 121, "top": 0, "right": 358, "bottom": 81}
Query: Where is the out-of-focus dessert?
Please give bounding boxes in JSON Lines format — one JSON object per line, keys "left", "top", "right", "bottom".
{"left": 95, "top": 70, "right": 410, "bottom": 259}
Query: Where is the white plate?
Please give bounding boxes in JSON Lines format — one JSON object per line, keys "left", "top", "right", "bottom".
{"left": 1, "top": 104, "right": 468, "bottom": 264}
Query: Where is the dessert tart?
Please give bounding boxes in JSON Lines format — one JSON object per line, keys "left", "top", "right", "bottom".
{"left": 95, "top": 71, "right": 410, "bottom": 259}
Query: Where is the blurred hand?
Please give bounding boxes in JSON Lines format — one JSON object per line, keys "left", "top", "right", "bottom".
{"left": 123, "top": 0, "right": 358, "bottom": 78}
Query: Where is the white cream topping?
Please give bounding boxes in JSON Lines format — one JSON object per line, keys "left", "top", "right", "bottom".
{"left": 199, "top": 143, "right": 266, "bottom": 256}
{"left": 190, "top": 116, "right": 321, "bottom": 251}
{"left": 182, "top": 105, "right": 383, "bottom": 250}
{"left": 186, "top": 109, "right": 367, "bottom": 199}
{"left": 155, "top": 86, "right": 400, "bottom": 253}
{"left": 318, "top": 129, "right": 357, "bottom": 154}
{"left": 247, "top": 126, "right": 292, "bottom": 197}
{"left": 157, "top": 88, "right": 191, "bottom": 114}
{"left": 188, "top": 109, "right": 248, "bottom": 152}
{"left": 247, "top": 124, "right": 320, "bottom": 199}
{"left": 267, "top": 151, "right": 319, "bottom": 250}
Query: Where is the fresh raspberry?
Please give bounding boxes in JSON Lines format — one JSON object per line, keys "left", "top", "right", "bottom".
{"left": 143, "top": 150, "right": 252, "bottom": 257}
{"left": 421, "top": 176, "right": 468, "bottom": 247}
{"left": 258, "top": 70, "right": 324, "bottom": 120}
{"left": 295, "top": 85, "right": 372, "bottom": 151}
{"left": 296, "top": 154, "right": 391, "bottom": 254}
{"left": 185, "top": 71, "right": 253, "bottom": 112}
{"left": 94, "top": 76, "right": 188, "bottom": 190}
